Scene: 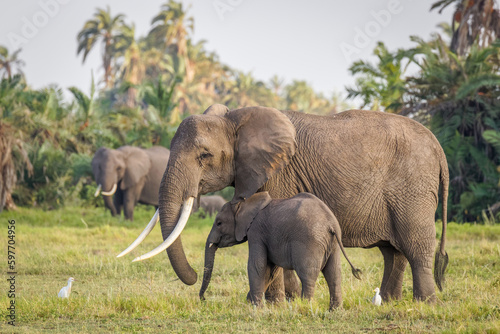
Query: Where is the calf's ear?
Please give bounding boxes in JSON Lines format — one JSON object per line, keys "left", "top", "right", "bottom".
{"left": 234, "top": 192, "right": 272, "bottom": 242}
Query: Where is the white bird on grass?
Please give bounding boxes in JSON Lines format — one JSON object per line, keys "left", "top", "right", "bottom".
{"left": 372, "top": 287, "right": 382, "bottom": 306}
{"left": 58, "top": 277, "right": 75, "bottom": 298}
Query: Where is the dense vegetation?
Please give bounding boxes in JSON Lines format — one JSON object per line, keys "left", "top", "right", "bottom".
{"left": 0, "top": 0, "right": 499, "bottom": 222}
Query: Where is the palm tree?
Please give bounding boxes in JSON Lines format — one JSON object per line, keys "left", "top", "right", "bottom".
{"left": 0, "top": 46, "right": 24, "bottom": 80}
{"left": 149, "top": 1, "right": 194, "bottom": 81}
{"left": 223, "top": 71, "right": 275, "bottom": 109}
{"left": 77, "top": 7, "right": 127, "bottom": 88}
{"left": 68, "top": 72, "right": 95, "bottom": 130}
{"left": 431, "top": 0, "right": 500, "bottom": 55}
{"left": 285, "top": 80, "right": 315, "bottom": 112}
{"left": 0, "top": 123, "right": 32, "bottom": 211}
{"left": 116, "top": 24, "right": 145, "bottom": 107}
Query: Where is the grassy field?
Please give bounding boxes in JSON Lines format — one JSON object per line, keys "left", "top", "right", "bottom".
{"left": 0, "top": 205, "right": 499, "bottom": 333}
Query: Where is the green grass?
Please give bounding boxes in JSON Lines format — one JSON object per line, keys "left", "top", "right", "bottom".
{"left": 1, "top": 205, "right": 499, "bottom": 333}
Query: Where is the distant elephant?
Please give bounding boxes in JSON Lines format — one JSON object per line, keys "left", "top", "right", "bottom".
{"left": 121, "top": 105, "right": 449, "bottom": 304}
{"left": 200, "top": 192, "right": 361, "bottom": 310}
{"left": 192, "top": 195, "right": 226, "bottom": 218}
{"left": 91, "top": 146, "right": 169, "bottom": 221}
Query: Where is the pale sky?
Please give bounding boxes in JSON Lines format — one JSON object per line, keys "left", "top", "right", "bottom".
{"left": 0, "top": 0, "right": 452, "bottom": 101}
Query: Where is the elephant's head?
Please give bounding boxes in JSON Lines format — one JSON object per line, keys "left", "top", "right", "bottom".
{"left": 199, "top": 193, "right": 273, "bottom": 299}
{"left": 92, "top": 147, "right": 152, "bottom": 211}
{"left": 119, "top": 105, "right": 296, "bottom": 285}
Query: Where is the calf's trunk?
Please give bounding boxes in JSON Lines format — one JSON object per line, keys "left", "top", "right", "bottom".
{"left": 199, "top": 241, "right": 218, "bottom": 300}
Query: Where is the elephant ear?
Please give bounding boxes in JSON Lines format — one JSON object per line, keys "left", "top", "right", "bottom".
{"left": 234, "top": 192, "right": 272, "bottom": 242}
{"left": 119, "top": 147, "right": 151, "bottom": 190}
{"left": 203, "top": 104, "right": 229, "bottom": 116}
{"left": 228, "top": 107, "right": 296, "bottom": 202}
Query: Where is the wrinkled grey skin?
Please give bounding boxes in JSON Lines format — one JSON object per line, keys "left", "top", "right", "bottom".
{"left": 156, "top": 104, "right": 448, "bottom": 303}
{"left": 200, "top": 192, "right": 361, "bottom": 310}
{"left": 91, "top": 146, "right": 169, "bottom": 220}
{"left": 192, "top": 195, "right": 226, "bottom": 218}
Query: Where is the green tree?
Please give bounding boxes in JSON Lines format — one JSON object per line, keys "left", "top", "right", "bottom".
{"left": 403, "top": 35, "right": 500, "bottom": 220}
{"left": 149, "top": 0, "right": 194, "bottom": 81}
{"left": 346, "top": 42, "right": 408, "bottom": 112}
{"left": 431, "top": 0, "right": 500, "bottom": 55}
{"left": 68, "top": 72, "right": 96, "bottom": 131}
{"left": 115, "top": 24, "right": 145, "bottom": 107}
{"left": 285, "top": 80, "right": 315, "bottom": 112}
{"left": 77, "top": 7, "right": 127, "bottom": 88}
{"left": 0, "top": 46, "right": 24, "bottom": 80}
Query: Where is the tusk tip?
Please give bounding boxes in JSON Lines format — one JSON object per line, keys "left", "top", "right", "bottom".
{"left": 132, "top": 257, "right": 141, "bottom": 263}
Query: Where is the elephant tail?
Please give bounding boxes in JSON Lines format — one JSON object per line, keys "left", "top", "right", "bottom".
{"left": 434, "top": 158, "right": 449, "bottom": 291}
{"left": 333, "top": 232, "right": 362, "bottom": 280}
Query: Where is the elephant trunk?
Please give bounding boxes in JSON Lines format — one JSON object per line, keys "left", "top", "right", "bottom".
{"left": 200, "top": 240, "right": 218, "bottom": 300}
{"left": 158, "top": 158, "right": 199, "bottom": 285}
{"left": 102, "top": 192, "right": 117, "bottom": 216}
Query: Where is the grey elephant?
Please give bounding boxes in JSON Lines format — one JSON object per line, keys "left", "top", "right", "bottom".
{"left": 120, "top": 105, "right": 449, "bottom": 304}
{"left": 200, "top": 192, "right": 361, "bottom": 310}
{"left": 92, "top": 146, "right": 169, "bottom": 221}
{"left": 192, "top": 195, "right": 226, "bottom": 218}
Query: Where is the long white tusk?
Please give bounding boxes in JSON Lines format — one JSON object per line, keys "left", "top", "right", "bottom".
{"left": 94, "top": 184, "right": 102, "bottom": 197}
{"left": 101, "top": 183, "right": 117, "bottom": 196}
{"left": 132, "top": 197, "right": 194, "bottom": 262}
{"left": 116, "top": 209, "right": 159, "bottom": 258}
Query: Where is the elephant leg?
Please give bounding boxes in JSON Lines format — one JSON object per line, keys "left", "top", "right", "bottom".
{"left": 283, "top": 269, "right": 301, "bottom": 300}
{"left": 113, "top": 191, "right": 123, "bottom": 216}
{"left": 248, "top": 246, "right": 272, "bottom": 306}
{"left": 122, "top": 189, "right": 138, "bottom": 221}
{"left": 403, "top": 240, "right": 436, "bottom": 303}
{"left": 379, "top": 246, "right": 408, "bottom": 301}
{"left": 295, "top": 263, "right": 321, "bottom": 302}
{"left": 407, "top": 255, "right": 436, "bottom": 302}
{"left": 395, "top": 212, "right": 437, "bottom": 303}
{"left": 322, "top": 251, "right": 342, "bottom": 310}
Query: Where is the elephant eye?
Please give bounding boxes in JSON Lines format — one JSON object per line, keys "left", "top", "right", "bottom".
{"left": 216, "top": 221, "right": 222, "bottom": 226}
{"left": 199, "top": 152, "right": 212, "bottom": 160}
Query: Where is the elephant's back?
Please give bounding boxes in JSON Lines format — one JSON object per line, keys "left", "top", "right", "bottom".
{"left": 268, "top": 195, "right": 336, "bottom": 242}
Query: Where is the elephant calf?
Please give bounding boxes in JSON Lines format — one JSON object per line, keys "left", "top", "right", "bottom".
{"left": 200, "top": 192, "right": 361, "bottom": 310}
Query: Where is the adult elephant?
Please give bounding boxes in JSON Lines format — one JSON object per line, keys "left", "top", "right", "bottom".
{"left": 92, "top": 146, "right": 170, "bottom": 221}
{"left": 118, "top": 105, "right": 449, "bottom": 303}
{"left": 192, "top": 195, "right": 226, "bottom": 218}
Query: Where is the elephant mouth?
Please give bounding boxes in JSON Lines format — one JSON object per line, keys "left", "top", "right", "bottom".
{"left": 210, "top": 238, "right": 245, "bottom": 249}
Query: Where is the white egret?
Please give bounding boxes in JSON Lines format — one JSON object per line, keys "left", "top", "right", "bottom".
{"left": 58, "top": 277, "right": 75, "bottom": 298}
{"left": 372, "top": 287, "right": 382, "bottom": 306}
